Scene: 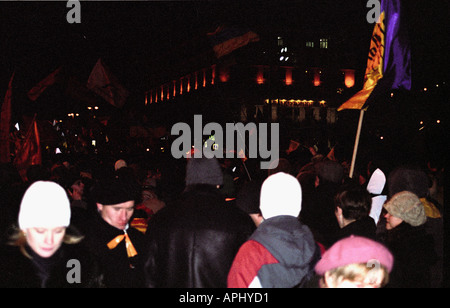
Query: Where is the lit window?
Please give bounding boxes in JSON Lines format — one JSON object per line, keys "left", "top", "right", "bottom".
{"left": 306, "top": 41, "right": 314, "bottom": 48}
{"left": 278, "top": 36, "right": 284, "bottom": 46}
{"left": 320, "top": 38, "right": 328, "bottom": 49}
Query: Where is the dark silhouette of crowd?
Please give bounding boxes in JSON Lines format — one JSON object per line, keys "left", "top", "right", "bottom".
{"left": 0, "top": 138, "right": 444, "bottom": 288}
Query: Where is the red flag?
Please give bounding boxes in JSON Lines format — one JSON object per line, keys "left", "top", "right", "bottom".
{"left": 87, "top": 59, "right": 129, "bottom": 108}
{"left": 14, "top": 115, "right": 42, "bottom": 181}
{"left": 0, "top": 72, "right": 14, "bottom": 163}
{"left": 27, "top": 67, "right": 62, "bottom": 101}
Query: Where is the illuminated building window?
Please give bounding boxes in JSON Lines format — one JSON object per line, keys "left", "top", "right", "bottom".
{"left": 285, "top": 67, "right": 293, "bottom": 86}
{"left": 194, "top": 72, "right": 198, "bottom": 90}
{"left": 211, "top": 65, "right": 216, "bottom": 85}
{"left": 277, "top": 36, "right": 284, "bottom": 46}
{"left": 306, "top": 41, "right": 314, "bottom": 48}
{"left": 320, "top": 38, "right": 328, "bottom": 49}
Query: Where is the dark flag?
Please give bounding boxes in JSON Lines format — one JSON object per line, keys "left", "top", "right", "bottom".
{"left": 0, "top": 72, "right": 14, "bottom": 163}
{"left": 87, "top": 58, "right": 129, "bottom": 108}
{"left": 207, "top": 25, "right": 260, "bottom": 59}
{"left": 27, "top": 67, "right": 62, "bottom": 101}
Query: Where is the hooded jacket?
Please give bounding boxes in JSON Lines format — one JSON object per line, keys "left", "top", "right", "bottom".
{"left": 228, "top": 172, "right": 320, "bottom": 288}
{"left": 227, "top": 215, "right": 320, "bottom": 288}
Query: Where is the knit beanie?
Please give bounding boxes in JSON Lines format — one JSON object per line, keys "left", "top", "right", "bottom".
{"left": 185, "top": 156, "right": 223, "bottom": 186}
{"left": 94, "top": 175, "right": 138, "bottom": 206}
{"left": 259, "top": 172, "right": 302, "bottom": 219}
{"left": 18, "top": 181, "right": 71, "bottom": 229}
{"left": 384, "top": 191, "right": 426, "bottom": 227}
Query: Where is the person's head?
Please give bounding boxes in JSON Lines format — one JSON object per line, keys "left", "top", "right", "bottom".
{"left": 94, "top": 176, "right": 137, "bottom": 230}
{"left": 17, "top": 181, "right": 72, "bottom": 258}
{"left": 314, "top": 160, "right": 344, "bottom": 186}
{"left": 141, "top": 186, "right": 165, "bottom": 214}
{"left": 387, "top": 166, "right": 430, "bottom": 198}
{"left": 236, "top": 180, "right": 263, "bottom": 226}
{"left": 315, "top": 236, "right": 394, "bottom": 288}
{"left": 267, "top": 158, "right": 292, "bottom": 176}
{"left": 334, "top": 185, "right": 372, "bottom": 228}
{"left": 383, "top": 191, "right": 426, "bottom": 230}
{"left": 185, "top": 156, "right": 223, "bottom": 188}
{"left": 259, "top": 172, "right": 302, "bottom": 220}
{"left": 114, "top": 159, "right": 127, "bottom": 171}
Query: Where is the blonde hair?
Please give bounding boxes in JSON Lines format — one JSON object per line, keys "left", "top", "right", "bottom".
{"left": 324, "top": 262, "right": 390, "bottom": 288}
{"left": 7, "top": 227, "right": 84, "bottom": 259}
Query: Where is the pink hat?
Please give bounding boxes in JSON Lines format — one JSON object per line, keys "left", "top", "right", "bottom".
{"left": 315, "top": 236, "right": 394, "bottom": 275}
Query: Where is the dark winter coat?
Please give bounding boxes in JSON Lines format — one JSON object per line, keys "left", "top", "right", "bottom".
{"left": 0, "top": 243, "right": 104, "bottom": 288}
{"left": 380, "top": 222, "right": 437, "bottom": 288}
{"left": 300, "top": 182, "right": 341, "bottom": 248}
{"left": 334, "top": 215, "right": 377, "bottom": 243}
{"left": 144, "top": 185, "right": 255, "bottom": 288}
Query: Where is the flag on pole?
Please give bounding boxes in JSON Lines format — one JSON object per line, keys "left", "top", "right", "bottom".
{"left": 27, "top": 67, "right": 62, "bottom": 101}
{"left": 14, "top": 115, "right": 42, "bottom": 180}
{"left": 207, "top": 25, "right": 260, "bottom": 58}
{"left": 87, "top": 58, "right": 129, "bottom": 108}
{"left": 0, "top": 72, "right": 14, "bottom": 163}
{"left": 338, "top": 0, "right": 411, "bottom": 111}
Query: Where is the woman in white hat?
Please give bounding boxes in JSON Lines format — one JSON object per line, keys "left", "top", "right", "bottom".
{"left": 0, "top": 181, "right": 103, "bottom": 287}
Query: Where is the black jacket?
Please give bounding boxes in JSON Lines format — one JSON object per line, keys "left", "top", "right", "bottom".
{"left": 144, "top": 185, "right": 255, "bottom": 288}
{"left": 81, "top": 213, "right": 147, "bottom": 288}
{"left": 300, "top": 182, "right": 341, "bottom": 248}
{"left": 0, "top": 243, "right": 104, "bottom": 288}
{"left": 380, "top": 222, "right": 438, "bottom": 288}
{"left": 334, "top": 215, "right": 377, "bottom": 244}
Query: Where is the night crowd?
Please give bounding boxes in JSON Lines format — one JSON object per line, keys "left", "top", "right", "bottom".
{"left": 0, "top": 139, "right": 444, "bottom": 288}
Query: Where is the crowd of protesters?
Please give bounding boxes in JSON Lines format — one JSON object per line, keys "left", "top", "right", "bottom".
{"left": 0, "top": 137, "right": 444, "bottom": 288}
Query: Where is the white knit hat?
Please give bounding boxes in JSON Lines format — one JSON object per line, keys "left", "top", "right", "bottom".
{"left": 18, "top": 181, "right": 71, "bottom": 229}
{"left": 259, "top": 172, "right": 302, "bottom": 220}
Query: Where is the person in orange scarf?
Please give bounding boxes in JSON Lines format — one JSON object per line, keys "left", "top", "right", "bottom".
{"left": 81, "top": 172, "right": 147, "bottom": 288}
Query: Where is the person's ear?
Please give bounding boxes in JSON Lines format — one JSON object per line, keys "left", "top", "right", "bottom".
{"left": 96, "top": 203, "right": 103, "bottom": 212}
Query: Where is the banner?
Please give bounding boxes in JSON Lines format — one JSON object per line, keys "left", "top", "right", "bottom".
{"left": 338, "top": 0, "right": 411, "bottom": 111}
{"left": 14, "top": 115, "right": 42, "bottom": 180}
{"left": 0, "top": 72, "right": 14, "bottom": 163}
{"left": 207, "top": 25, "right": 260, "bottom": 58}
{"left": 27, "top": 67, "right": 62, "bottom": 101}
{"left": 87, "top": 59, "right": 129, "bottom": 108}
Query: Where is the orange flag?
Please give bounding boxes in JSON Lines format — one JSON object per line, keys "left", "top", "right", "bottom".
{"left": 0, "top": 72, "right": 14, "bottom": 163}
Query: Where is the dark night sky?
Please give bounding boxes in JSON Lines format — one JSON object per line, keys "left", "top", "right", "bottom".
{"left": 0, "top": 0, "right": 448, "bottom": 118}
